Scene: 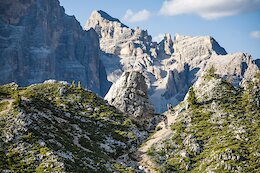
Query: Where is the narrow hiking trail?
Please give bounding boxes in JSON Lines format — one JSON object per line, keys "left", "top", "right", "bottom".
{"left": 0, "top": 99, "right": 14, "bottom": 115}
{"left": 137, "top": 111, "right": 179, "bottom": 173}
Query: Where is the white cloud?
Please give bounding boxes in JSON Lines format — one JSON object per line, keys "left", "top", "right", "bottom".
{"left": 153, "top": 34, "right": 165, "bottom": 42}
{"left": 250, "top": 31, "right": 260, "bottom": 39}
{"left": 123, "top": 9, "right": 151, "bottom": 23}
{"left": 159, "top": 0, "right": 260, "bottom": 20}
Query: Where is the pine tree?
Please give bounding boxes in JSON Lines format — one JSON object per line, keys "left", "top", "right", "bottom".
{"left": 71, "top": 80, "right": 76, "bottom": 88}
{"left": 187, "top": 87, "right": 197, "bottom": 106}
{"left": 78, "top": 81, "right": 81, "bottom": 89}
{"left": 207, "top": 66, "right": 217, "bottom": 77}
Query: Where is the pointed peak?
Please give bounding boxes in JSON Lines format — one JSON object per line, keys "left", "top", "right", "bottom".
{"left": 91, "top": 10, "right": 121, "bottom": 23}
{"left": 210, "top": 37, "right": 227, "bottom": 55}
{"left": 165, "top": 33, "right": 171, "bottom": 39}
{"left": 163, "top": 33, "right": 173, "bottom": 42}
{"left": 85, "top": 10, "right": 128, "bottom": 31}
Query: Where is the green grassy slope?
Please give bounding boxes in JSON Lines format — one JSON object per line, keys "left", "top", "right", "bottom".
{"left": 146, "top": 73, "right": 260, "bottom": 173}
{"left": 0, "top": 82, "right": 142, "bottom": 173}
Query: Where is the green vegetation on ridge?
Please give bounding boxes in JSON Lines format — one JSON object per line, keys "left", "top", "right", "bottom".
{"left": 146, "top": 73, "right": 260, "bottom": 173}
{"left": 0, "top": 81, "right": 142, "bottom": 173}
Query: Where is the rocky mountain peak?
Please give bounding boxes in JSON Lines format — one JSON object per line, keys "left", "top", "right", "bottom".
{"left": 85, "top": 10, "right": 154, "bottom": 49}
{"left": 164, "top": 33, "right": 172, "bottom": 40}
{"left": 85, "top": 10, "right": 127, "bottom": 28}
{"left": 93, "top": 10, "right": 121, "bottom": 22}
{"left": 174, "top": 34, "right": 227, "bottom": 58}
{"left": 85, "top": 10, "right": 259, "bottom": 113}
{"left": 158, "top": 33, "right": 174, "bottom": 58}
{"left": 105, "top": 71, "right": 156, "bottom": 129}
{"left": 84, "top": 10, "right": 129, "bottom": 40}
{"left": 204, "top": 53, "right": 259, "bottom": 87}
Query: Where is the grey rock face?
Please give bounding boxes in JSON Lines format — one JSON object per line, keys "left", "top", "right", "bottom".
{"left": 163, "top": 63, "right": 190, "bottom": 100}
{"left": 204, "top": 53, "right": 259, "bottom": 87}
{"left": 105, "top": 71, "right": 155, "bottom": 125}
{"left": 158, "top": 33, "right": 174, "bottom": 59}
{"left": 0, "top": 0, "right": 111, "bottom": 96}
{"left": 85, "top": 10, "right": 159, "bottom": 80}
{"left": 86, "top": 10, "right": 178, "bottom": 112}
{"left": 86, "top": 10, "right": 259, "bottom": 113}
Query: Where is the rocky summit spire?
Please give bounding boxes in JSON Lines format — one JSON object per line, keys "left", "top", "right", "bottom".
{"left": 105, "top": 71, "right": 156, "bottom": 129}
{"left": 158, "top": 33, "right": 174, "bottom": 58}
{"left": 84, "top": 10, "right": 128, "bottom": 38}
{"left": 89, "top": 10, "right": 123, "bottom": 23}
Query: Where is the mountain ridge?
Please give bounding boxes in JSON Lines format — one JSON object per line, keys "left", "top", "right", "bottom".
{"left": 85, "top": 10, "right": 259, "bottom": 112}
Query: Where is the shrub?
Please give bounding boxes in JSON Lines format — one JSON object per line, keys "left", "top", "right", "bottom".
{"left": 77, "top": 81, "right": 81, "bottom": 89}
{"left": 187, "top": 87, "right": 197, "bottom": 106}
{"left": 155, "top": 125, "right": 162, "bottom": 131}
{"left": 71, "top": 80, "right": 76, "bottom": 88}
{"left": 0, "top": 101, "right": 9, "bottom": 112}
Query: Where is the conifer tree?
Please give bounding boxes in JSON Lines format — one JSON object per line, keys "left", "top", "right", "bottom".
{"left": 72, "top": 80, "right": 76, "bottom": 88}
{"left": 187, "top": 87, "right": 197, "bottom": 106}
{"left": 78, "top": 81, "right": 81, "bottom": 89}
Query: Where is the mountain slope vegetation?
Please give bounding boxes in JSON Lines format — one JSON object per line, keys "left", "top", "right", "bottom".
{"left": 0, "top": 81, "right": 144, "bottom": 173}
{"left": 139, "top": 72, "right": 260, "bottom": 173}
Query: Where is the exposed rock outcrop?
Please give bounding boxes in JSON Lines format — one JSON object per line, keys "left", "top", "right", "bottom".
{"left": 105, "top": 71, "right": 156, "bottom": 129}
{"left": 0, "top": 0, "right": 111, "bottom": 96}
{"left": 158, "top": 33, "right": 174, "bottom": 59}
{"left": 203, "top": 53, "right": 259, "bottom": 86}
{"left": 173, "top": 34, "right": 227, "bottom": 59}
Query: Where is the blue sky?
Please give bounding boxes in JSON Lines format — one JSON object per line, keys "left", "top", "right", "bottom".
{"left": 59, "top": 0, "right": 260, "bottom": 59}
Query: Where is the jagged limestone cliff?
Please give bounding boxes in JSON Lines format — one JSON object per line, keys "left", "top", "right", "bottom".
{"left": 0, "top": 0, "right": 111, "bottom": 96}
{"left": 85, "top": 10, "right": 259, "bottom": 113}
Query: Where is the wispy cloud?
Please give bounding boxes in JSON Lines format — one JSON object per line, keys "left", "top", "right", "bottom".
{"left": 159, "top": 0, "right": 260, "bottom": 20}
{"left": 123, "top": 9, "right": 151, "bottom": 23}
{"left": 250, "top": 31, "right": 260, "bottom": 39}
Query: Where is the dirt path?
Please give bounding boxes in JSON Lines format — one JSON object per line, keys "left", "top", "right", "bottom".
{"left": 0, "top": 98, "right": 14, "bottom": 115}
{"left": 137, "top": 111, "right": 178, "bottom": 173}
